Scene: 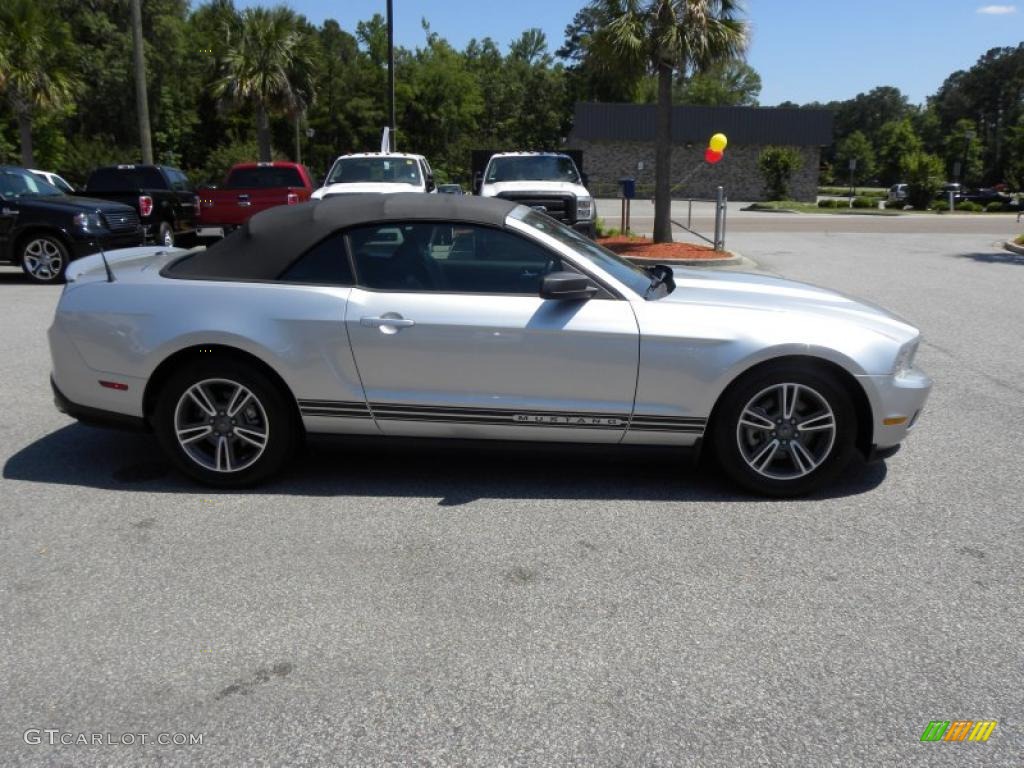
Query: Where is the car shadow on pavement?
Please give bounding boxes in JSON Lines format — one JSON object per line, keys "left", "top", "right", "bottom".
{"left": 4, "top": 423, "right": 887, "bottom": 503}
{"left": 956, "top": 250, "right": 1024, "bottom": 266}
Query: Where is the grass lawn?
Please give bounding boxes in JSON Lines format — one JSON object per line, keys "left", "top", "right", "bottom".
{"left": 744, "top": 201, "right": 902, "bottom": 216}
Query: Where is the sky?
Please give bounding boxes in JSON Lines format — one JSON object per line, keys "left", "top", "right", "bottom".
{"left": 235, "top": 0, "right": 1023, "bottom": 105}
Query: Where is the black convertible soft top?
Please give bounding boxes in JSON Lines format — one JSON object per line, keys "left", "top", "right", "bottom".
{"left": 165, "top": 193, "right": 520, "bottom": 280}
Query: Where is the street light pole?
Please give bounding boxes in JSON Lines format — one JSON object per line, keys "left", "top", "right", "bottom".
{"left": 386, "top": 0, "right": 396, "bottom": 152}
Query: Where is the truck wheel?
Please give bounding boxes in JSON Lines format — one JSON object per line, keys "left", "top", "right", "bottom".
{"left": 20, "top": 234, "right": 69, "bottom": 283}
{"left": 157, "top": 222, "right": 174, "bottom": 248}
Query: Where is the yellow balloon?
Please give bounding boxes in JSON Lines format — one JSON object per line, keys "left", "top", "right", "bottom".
{"left": 709, "top": 133, "right": 728, "bottom": 152}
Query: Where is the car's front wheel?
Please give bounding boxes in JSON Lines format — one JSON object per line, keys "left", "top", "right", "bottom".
{"left": 153, "top": 358, "right": 298, "bottom": 487}
{"left": 20, "top": 234, "right": 69, "bottom": 283}
{"left": 712, "top": 364, "right": 857, "bottom": 497}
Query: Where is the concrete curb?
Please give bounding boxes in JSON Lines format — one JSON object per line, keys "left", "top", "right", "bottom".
{"left": 1004, "top": 240, "right": 1024, "bottom": 257}
{"left": 626, "top": 251, "right": 753, "bottom": 268}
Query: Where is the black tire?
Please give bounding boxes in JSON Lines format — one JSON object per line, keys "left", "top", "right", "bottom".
{"left": 20, "top": 233, "right": 69, "bottom": 283}
{"left": 157, "top": 221, "right": 174, "bottom": 248}
{"left": 153, "top": 357, "right": 298, "bottom": 488}
{"left": 711, "top": 363, "right": 857, "bottom": 497}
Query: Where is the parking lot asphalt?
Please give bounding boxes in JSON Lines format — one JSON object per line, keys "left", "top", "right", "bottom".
{"left": 1, "top": 221, "right": 1022, "bottom": 766}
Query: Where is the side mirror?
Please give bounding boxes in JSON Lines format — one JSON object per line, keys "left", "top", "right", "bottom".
{"left": 581, "top": 172, "right": 589, "bottom": 187}
{"left": 540, "top": 271, "right": 599, "bottom": 301}
{"left": 426, "top": 173, "right": 435, "bottom": 192}
{"left": 473, "top": 172, "right": 482, "bottom": 195}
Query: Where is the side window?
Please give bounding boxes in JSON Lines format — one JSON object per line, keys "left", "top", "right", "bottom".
{"left": 348, "top": 222, "right": 564, "bottom": 294}
{"left": 278, "top": 231, "right": 353, "bottom": 285}
{"left": 167, "top": 169, "right": 192, "bottom": 192}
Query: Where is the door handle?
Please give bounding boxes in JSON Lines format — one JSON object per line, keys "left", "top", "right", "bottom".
{"left": 361, "top": 315, "right": 415, "bottom": 333}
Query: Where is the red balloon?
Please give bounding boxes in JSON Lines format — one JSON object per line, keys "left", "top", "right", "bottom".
{"left": 705, "top": 148, "right": 724, "bottom": 164}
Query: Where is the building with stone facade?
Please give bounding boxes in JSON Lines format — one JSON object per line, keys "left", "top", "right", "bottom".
{"left": 568, "top": 103, "right": 833, "bottom": 202}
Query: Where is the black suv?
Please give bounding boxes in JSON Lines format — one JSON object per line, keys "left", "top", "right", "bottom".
{"left": 0, "top": 166, "right": 143, "bottom": 283}
{"left": 83, "top": 165, "right": 198, "bottom": 247}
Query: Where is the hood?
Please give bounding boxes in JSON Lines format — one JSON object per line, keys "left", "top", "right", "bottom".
{"left": 660, "top": 267, "right": 919, "bottom": 344}
{"left": 14, "top": 194, "right": 135, "bottom": 215}
{"left": 311, "top": 182, "right": 423, "bottom": 199}
{"left": 483, "top": 180, "right": 589, "bottom": 198}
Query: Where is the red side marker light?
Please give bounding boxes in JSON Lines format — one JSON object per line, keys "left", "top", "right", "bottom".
{"left": 99, "top": 380, "right": 129, "bottom": 391}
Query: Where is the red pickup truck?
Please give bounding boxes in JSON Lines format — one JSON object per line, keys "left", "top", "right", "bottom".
{"left": 196, "top": 162, "right": 314, "bottom": 239}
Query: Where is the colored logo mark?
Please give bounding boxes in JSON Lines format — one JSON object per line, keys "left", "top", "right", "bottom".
{"left": 920, "top": 720, "right": 997, "bottom": 742}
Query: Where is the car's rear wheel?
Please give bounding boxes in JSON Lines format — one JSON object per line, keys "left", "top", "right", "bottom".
{"left": 158, "top": 221, "right": 174, "bottom": 248}
{"left": 153, "top": 358, "right": 297, "bottom": 487}
{"left": 20, "top": 234, "right": 69, "bottom": 283}
{"left": 712, "top": 364, "right": 857, "bottom": 497}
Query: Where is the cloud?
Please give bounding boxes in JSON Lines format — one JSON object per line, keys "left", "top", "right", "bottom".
{"left": 976, "top": 4, "right": 1017, "bottom": 13}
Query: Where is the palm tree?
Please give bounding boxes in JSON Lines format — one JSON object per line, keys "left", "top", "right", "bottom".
{"left": 590, "top": 1, "right": 747, "bottom": 242}
{"left": 0, "top": 0, "right": 78, "bottom": 168}
{"left": 213, "top": 7, "right": 315, "bottom": 162}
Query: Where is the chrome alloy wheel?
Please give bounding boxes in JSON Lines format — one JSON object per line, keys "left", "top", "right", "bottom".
{"left": 23, "top": 238, "right": 65, "bottom": 281}
{"left": 736, "top": 382, "right": 837, "bottom": 480}
{"left": 173, "top": 378, "right": 269, "bottom": 473}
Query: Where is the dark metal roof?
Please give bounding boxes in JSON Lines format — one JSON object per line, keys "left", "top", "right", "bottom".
{"left": 166, "top": 193, "right": 519, "bottom": 281}
{"left": 570, "top": 102, "right": 833, "bottom": 146}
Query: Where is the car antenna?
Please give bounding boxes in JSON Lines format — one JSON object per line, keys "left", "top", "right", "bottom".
{"left": 95, "top": 239, "right": 115, "bottom": 282}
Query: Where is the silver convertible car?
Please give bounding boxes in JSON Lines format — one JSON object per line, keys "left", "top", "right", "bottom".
{"left": 48, "top": 194, "right": 930, "bottom": 496}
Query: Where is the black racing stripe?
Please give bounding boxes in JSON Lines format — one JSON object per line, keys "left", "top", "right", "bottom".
{"left": 302, "top": 410, "right": 373, "bottom": 419}
{"left": 298, "top": 399, "right": 368, "bottom": 409}
{"left": 375, "top": 415, "right": 624, "bottom": 430}
{"left": 369, "top": 402, "right": 628, "bottom": 421}
{"left": 627, "top": 425, "right": 705, "bottom": 434}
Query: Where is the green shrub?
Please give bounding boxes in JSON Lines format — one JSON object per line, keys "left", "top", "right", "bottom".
{"left": 817, "top": 198, "right": 841, "bottom": 208}
{"left": 958, "top": 201, "right": 983, "bottom": 213}
{"left": 932, "top": 200, "right": 950, "bottom": 212}
{"left": 902, "top": 151, "right": 945, "bottom": 209}
{"left": 758, "top": 146, "right": 804, "bottom": 200}
{"left": 851, "top": 197, "right": 876, "bottom": 209}
{"left": 985, "top": 201, "right": 1007, "bottom": 213}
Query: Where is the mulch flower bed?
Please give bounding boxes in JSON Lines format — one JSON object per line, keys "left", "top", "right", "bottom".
{"left": 597, "top": 236, "right": 730, "bottom": 260}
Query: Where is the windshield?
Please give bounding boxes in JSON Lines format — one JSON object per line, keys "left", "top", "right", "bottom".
{"left": 0, "top": 168, "right": 65, "bottom": 198}
{"left": 326, "top": 157, "right": 422, "bottom": 186}
{"left": 511, "top": 207, "right": 655, "bottom": 297}
{"left": 486, "top": 156, "right": 580, "bottom": 184}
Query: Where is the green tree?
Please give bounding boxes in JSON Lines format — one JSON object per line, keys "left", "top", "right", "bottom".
{"left": 587, "top": 0, "right": 748, "bottom": 242}
{"left": 835, "top": 130, "right": 875, "bottom": 187}
{"left": 876, "top": 118, "right": 922, "bottom": 185}
{"left": 676, "top": 59, "right": 760, "bottom": 106}
{"left": 213, "top": 6, "right": 315, "bottom": 161}
{"left": 902, "top": 150, "right": 944, "bottom": 209}
{"left": 757, "top": 146, "right": 803, "bottom": 200}
{"left": 0, "top": 0, "right": 78, "bottom": 167}
{"left": 942, "top": 118, "right": 984, "bottom": 186}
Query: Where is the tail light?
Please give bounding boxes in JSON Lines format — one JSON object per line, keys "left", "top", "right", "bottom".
{"left": 287, "top": 192, "right": 299, "bottom": 205}
{"left": 139, "top": 195, "right": 154, "bottom": 218}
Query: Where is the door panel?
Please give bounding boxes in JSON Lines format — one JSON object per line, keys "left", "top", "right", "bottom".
{"left": 344, "top": 289, "right": 639, "bottom": 442}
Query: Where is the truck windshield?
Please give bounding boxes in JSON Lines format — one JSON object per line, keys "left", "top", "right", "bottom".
{"left": 0, "top": 168, "right": 64, "bottom": 198}
{"left": 486, "top": 156, "right": 580, "bottom": 184}
{"left": 510, "top": 207, "right": 657, "bottom": 297}
{"left": 326, "top": 157, "right": 422, "bottom": 186}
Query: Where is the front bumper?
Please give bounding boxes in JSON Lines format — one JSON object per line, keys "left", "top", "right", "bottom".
{"left": 69, "top": 229, "right": 145, "bottom": 259}
{"left": 573, "top": 220, "right": 597, "bottom": 238}
{"left": 859, "top": 367, "right": 932, "bottom": 451}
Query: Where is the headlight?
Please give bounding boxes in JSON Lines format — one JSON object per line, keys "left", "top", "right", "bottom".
{"left": 576, "top": 197, "right": 594, "bottom": 221}
{"left": 893, "top": 338, "right": 919, "bottom": 376}
{"left": 73, "top": 212, "right": 106, "bottom": 232}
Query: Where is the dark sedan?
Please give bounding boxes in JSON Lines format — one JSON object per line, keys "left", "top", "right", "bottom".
{"left": 0, "top": 166, "right": 144, "bottom": 283}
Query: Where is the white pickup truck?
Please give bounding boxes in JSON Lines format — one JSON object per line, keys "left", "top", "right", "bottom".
{"left": 476, "top": 152, "right": 596, "bottom": 238}
{"left": 312, "top": 152, "right": 436, "bottom": 199}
